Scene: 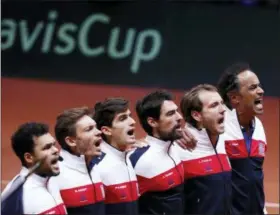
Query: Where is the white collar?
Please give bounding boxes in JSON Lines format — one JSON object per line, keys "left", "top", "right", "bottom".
{"left": 101, "top": 141, "right": 127, "bottom": 162}
{"left": 20, "top": 166, "right": 49, "bottom": 187}
{"left": 227, "top": 108, "right": 255, "bottom": 130}
{"left": 145, "top": 135, "right": 172, "bottom": 152}
{"left": 60, "top": 149, "right": 88, "bottom": 173}
{"left": 184, "top": 124, "right": 218, "bottom": 148}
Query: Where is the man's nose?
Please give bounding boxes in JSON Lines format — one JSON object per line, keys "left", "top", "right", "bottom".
{"left": 95, "top": 128, "right": 102, "bottom": 136}
{"left": 220, "top": 104, "right": 226, "bottom": 113}
{"left": 130, "top": 117, "right": 136, "bottom": 126}
{"left": 257, "top": 86, "right": 264, "bottom": 95}
{"left": 52, "top": 145, "right": 59, "bottom": 154}
{"left": 176, "top": 111, "right": 183, "bottom": 123}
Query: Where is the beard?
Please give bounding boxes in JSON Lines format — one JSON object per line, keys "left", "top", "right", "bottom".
{"left": 158, "top": 126, "right": 182, "bottom": 142}
{"left": 36, "top": 167, "right": 60, "bottom": 177}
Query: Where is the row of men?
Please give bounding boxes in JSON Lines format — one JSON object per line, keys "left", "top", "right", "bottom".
{"left": 1, "top": 62, "right": 267, "bottom": 215}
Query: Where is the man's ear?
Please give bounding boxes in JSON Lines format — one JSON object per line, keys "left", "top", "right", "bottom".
{"left": 24, "top": 152, "right": 34, "bottom": 166}
{"left": 227, "top": 91, "right": 240, "bottom": 106}
{"left": 191, "top": 110, "right": 201, "bottom": 123}
{"left": 65, "top": 136, "right": 76, "bottom": 147}
{"left": 101, "top": 126, "right": 112, "bottom": 136}
{"left": 147, "top": 117, "right": 158, "bottom": 128}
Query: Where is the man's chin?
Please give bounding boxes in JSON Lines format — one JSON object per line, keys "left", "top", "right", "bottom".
{"left": 51, "top": 171, "right": 60, "bottom": 177}
{"left": 171, "top": 133, "right": 183, "bottom": 141}
{"left": 255, "top": 109, "right": 264, "bottom": 115}
{"left": 126, "top": 138, "right": 136, "bottom": 145}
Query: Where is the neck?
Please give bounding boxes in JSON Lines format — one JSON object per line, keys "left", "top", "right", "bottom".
{"left": 68, "top": 147, "right": 80, "bottom": 157}
{"left": 109, "top": 140, "right": 127, "bottom": 152}
{"left": 196, "top": 123, "right": 203, "bottom": 131}
{"left": 237, "top": 111, "right": 254, "bottom": 130}
{"left": 152, "top": 132, "right": 161, "bottom": 140}
{"left": 34, "top": 170, "right": 48, "bottom": 178}
{"left": 151, "top": 133, "right": 169, "bottom": 143}
{"left": 206, "top": 130, "right": 219, "bottom": 146}
{"left": 25, "top": 164, "right": 47, "bottom": 178}
{"left": 84, "top": 155, "right": 93, "bottom": 167}
{"left": 68, "top": 147, "right": 92, "bottom": 168}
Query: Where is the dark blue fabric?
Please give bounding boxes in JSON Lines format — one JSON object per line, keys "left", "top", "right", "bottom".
{"left": 66, "top": 201, "right": 105, "bottom": 215}
{"left": 184, "top": 171, "right": 232, "bottom": 215}
{"left": 138, "top": 184, "right": 184, "bottom": 215}
{"left": 68, "top": 153, "right": 106, "bottom": 215}
{"left": 230, "top": 157, "right": 265, "bottom": 215}
{"left": 241, "top": 124, "right": 254, "bottom": 153}
{"left": 88, "top": 152, "right": 106, "bottom": 171}
{"left": 1, "top": 177, "right": 24, "bottom": 215}
{"left": 130, "top": 146, "right": 184, "bottom": 214}
{"left": 129, "top": 146, "right": 150, "bottom": 168}
{"left": 105, "top": 201, "right": 138, "bottom": 215}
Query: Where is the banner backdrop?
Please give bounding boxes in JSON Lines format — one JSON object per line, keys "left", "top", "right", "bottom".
{"left": 2, "top": 2, "right": 280, "bottom": 96}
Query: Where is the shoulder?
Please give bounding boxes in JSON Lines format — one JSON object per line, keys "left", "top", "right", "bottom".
{"left": 22, "top": 181, "right": 51, "bottom": 214}
{"left": 129, "top": 145, "right": 150, "bottom": 168}
{"left": 89, "top": 152, "right": 107, "bottom": 171}
{"left": 1, "top": 174, "right": 22, "bottom": 197}
{"left": 1, "top": 175, "right": 25, "bottom": 215}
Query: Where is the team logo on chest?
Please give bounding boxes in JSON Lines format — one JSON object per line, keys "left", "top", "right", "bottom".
{"left": 120, "top": 191, "right": 127, "bottom": 199}
{"left": 230, "top": 143, "right": 240, "bottom": 155}
{"left": 199, "top": 158, "right": 213, "bottom": 173}
{"left": 168, "top": 178, "right": 175, "bottom": 186}
{"left": 204, "top": 163, "right": 213, "bottom": 173}
{"left": 80, "top": 193, "right": 87, "bottom": 202}
{"left": 115, "top": 185, "right": 127, "bottom": 199}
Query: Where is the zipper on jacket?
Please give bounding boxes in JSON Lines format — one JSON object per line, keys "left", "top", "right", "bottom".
{"left": 45, "top": 178, "right": 64, "bottom": 214}
{"left": 210, "top": 136, "right": 231, "bottom": 215}
{"left": 125, "top": 152, "right": 134, "bottom": 203}
{"left": 87, "top": 161, "right": 97, "bottom": 204}
{"left": 167, "top": 142, "right": 184, "bottom": 184}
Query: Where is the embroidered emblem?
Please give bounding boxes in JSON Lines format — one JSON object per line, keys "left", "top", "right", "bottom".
{"left": 168, "top": 178, "right": 175, "bottom": 186}
{"left": 204, "top": 163, "right": 213, "bottom": 173}
{"left": 120, "top": 190, "right": 127, "bottom": 199}
{"left": 80, "top": 193, "right": 87, "bottom": 202}
{"left": 231, "top": 143, "right": 240, "bottom": 155}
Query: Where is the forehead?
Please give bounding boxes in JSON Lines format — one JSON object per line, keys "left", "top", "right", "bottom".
{"left": 33, "top": 133, "right": 55, "bottom": 147}
{"left": 237, "top": 70, "right": 260, "bottom": 87}
{"left": 75, "top": 115, "right": 96, "bottom": 129}
{"left": 161, "top": 100, "right": 177, "bottom": 114}
{"left": 198, "top": 90, "right": 222, "bottom": 107}
{"left": 114, "top": 109, "right": 130, "bottom": 118}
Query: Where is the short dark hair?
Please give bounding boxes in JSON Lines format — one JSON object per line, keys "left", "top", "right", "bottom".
{"left": 217, "top": 62, "right": 251, "bottom": 109}
{"left": 93, "top": 98, "right": 129, "bottom": 141}
{"left": 11, "top": 122, "right": 49, "bottom": 167}
{"left": 180, "top": 84, "right": 218, "bottom": 128}
{"left": 136, "top": 90, "right": 173, "bottom": 135}
{"left": 55, "top": 107, "right": 92, "bottom": 151}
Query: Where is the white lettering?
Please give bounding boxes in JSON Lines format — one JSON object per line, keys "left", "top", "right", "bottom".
{"left": 199, "top": 158, "right": 212, "bottom": 163}
{"left": 163, "top": 172, "right": 173, "bottom": 178}
{"left": 1, "top": 10, "right": 163, "bottom": 74}
{"left": 115, "top": 185, "right": 127, "bottom": 189}
{"left": 78, "top": 13, "right": 109, "bottom": 56}
{"left": 75, "top": 188, "right": 87, "bottom": 192}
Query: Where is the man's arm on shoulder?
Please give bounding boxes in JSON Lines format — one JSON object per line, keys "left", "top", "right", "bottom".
{"left": 176, "top": 127, "right": 197, "bottom": 151}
